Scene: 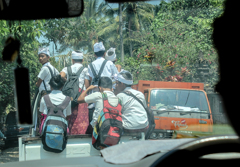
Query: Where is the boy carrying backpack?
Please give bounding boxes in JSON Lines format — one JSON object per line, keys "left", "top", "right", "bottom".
{"left": 77, "top": 77, "right": 122, "bottom": 150}
{"left": 39, "top": 75, "right": 71, "bottom": 153}
{"left": 60, "top": 51, "right": 90, "bottom": 135}
{"left": 87, "top": 42, "right": 119, "bottom": 129}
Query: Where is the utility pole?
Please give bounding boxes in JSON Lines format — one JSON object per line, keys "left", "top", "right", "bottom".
{"left": 119, "top": 3, "right": 124, "bottom": 62}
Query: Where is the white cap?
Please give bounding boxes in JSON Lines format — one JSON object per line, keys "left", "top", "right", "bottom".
{"left": 94, "top": 42, "right": 105, "bottom": 52}
{"left": 71, "top": 51, "right": 83, "bottom": 59}
{"left": 105, "top": 48, "right": 116, "bottom": 62}
{"left": 38, "top": 47, "right": 50, "bottom": 57}
{"left": 116, "top": 70, "right": 133, "bottom": 85}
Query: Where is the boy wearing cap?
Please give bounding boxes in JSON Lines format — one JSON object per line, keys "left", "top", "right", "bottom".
{"left": 105, "top": 47, "right": 123, "bottom": 94}
{"left": 105, "top": 47, "right": 122, "bottom": 72}
{"left": 36, "top": 47, "right": 59, "bottom": 94}
{"left": 60, "top": 51, "right": 90, "bottom": 135}
{"left": 77, "top": 77, "right": 119, "bottom": 129}
{"left": 87, "top": 42, "right": 119, "bottom": 126}
{"left": 115, "top": 70, "right": 149, "bottom": 133}
{"left": 34, "top": 47, "right": 59, "bottom": 135}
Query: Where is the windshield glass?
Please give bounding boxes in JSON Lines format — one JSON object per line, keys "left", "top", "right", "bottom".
{"left": 0, "top": 0, "right": 237, "bottom": 165}
{"left": 150, "top": 89, "right": 209, "bottom": 112}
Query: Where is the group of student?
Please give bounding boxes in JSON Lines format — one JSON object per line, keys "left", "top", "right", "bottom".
{"left": 35, "top": 42, "right": 149, "bottom": 150}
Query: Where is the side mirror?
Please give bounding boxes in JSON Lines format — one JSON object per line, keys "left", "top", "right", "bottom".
{"left": 0, "top": 0, "right": 84, "bottom": 20}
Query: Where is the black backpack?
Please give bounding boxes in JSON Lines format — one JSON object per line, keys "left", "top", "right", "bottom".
{"left": 62, "top": 66, "right": 85, "bottom": 108}
{"left": 89, "top": 60, "right": 108, "bottom": 86}
{"left": 43, "top": 66, "right": 57, "bottom": 94}
{"left": 41, "top": 94, "right": 71, "bottom": 153}
{"left": 123, "top": 91, "right": 156, "bottom": 140}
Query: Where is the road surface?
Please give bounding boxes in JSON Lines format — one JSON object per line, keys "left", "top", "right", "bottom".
{"left": 0, "top": 147, "right": 19, "bottom": 164}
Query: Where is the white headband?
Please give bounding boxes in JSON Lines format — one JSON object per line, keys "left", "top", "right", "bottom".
{"left": 116, "top": 71, "right": 133, "bottom": 85}
{"left": 105, "top": 48, "right": 116, "bottom": 61}
{"left": 38, "top": 47, "right": 50, "bottom": 57}
{"left": 71, "top": 51, "right": 83, "bottom": 59}
{"left": 94, "top": 42, "right": 105, "bottom": 52}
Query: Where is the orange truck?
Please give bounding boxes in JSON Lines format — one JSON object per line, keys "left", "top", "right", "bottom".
{"left": 132, "top": 80, "right": 213, "bottom": 139}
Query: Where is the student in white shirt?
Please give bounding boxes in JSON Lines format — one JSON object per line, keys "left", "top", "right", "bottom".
{"left": 105, "top": 47, "right": 122, "bottom": 94}
{"left": 115, "top": 70, "right": 149, "bottom": 133}
{"left": 36, "top": 47, "right": 59, "bottom": 94}
{"left": 60, "top": 51, "right": 90, "bottom": 135}
{"left": 34, "top": 47, "right": 59, "bottom": 134}
{"left": 39, "top": 75, "right": 71, "bottom": 134}
{"left": 77, "top": 77, "right": 119, "bottom": 128}
{"left": 87, "top": 42, "right": 119, "bottom": 127}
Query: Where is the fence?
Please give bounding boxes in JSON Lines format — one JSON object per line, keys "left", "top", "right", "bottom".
{"left": 207, "top": 93, "right": 230, "bottom": 124}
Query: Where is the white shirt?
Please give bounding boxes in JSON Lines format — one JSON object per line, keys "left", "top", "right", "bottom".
{"left": 88, "top": 57, "right": 119, "bottom": 86}
{"left": 117, "top": 87, "right": 149, "bottom": 130}
{"left": 39, "top": 90, "right": 72, "bottom": 117}
{"left": 38, "top": 62, "right": 59, "bottom": 92}
{"left": 84, "top": 91, "right": 119, "bottom": 127}
{"left": 61, "top": 63, "right": 89, "bottom": 90}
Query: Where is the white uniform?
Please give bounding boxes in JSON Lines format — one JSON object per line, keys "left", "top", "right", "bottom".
{"left": 61, "top": 63, "right": 89, "bottom": 90}
{"left": 39, "top": 90, "right": 71, "bottom": 117}
{"left": 88, "top": 57, "right": 119, "bottom": 85}
{"left": 38, "top": 62, "right": 59, "bottom": 93}
{"left": 84, "top": 91, "right": 118, "bottom": 128}
{"left": 117, "top": 87, "right": 149, "bottom": 130}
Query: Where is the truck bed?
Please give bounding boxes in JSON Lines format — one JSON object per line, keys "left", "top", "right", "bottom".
{"left": 19, "top": 133, "right": 146, "bottom": 161}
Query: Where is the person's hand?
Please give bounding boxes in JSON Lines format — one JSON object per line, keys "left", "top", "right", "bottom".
{"left": 87, "top": 85, "right": 97, "bottom": 90}
{"left": 115, "top": 64, "right": 121, "bottom": 72}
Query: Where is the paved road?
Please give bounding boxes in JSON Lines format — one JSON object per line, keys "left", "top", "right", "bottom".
{"left": 0, "top": 147, "right": 19, "bottom": 164}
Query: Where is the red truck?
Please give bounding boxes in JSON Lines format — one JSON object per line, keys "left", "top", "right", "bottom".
{"left": 132, "top": 80, "right": 213, "bottom": 139}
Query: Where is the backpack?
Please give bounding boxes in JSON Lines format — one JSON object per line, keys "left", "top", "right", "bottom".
{"left": 123, "top": 91, "right": 156, "bottom": 140}
{"left": 92, "top": 93, "right": 123, "bottom": 150}
{"left": 89, "top": 59, "right": 108, "bottom": 86}
{"left": 62, "top": 66, "right": 85, "bottom": 108}
{"left": 41, "top": 94, "right": 71, "bottom": 153}
{"left": 43, "top": 66, "right": 57, "bottom": 94}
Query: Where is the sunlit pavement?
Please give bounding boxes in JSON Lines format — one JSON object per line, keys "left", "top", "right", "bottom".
{"left": 0, "top": 147, "right": 19, "bottom": 164}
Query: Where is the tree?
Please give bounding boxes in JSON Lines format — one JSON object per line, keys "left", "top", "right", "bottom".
{"left": 0, "top": 20, "right": 45, "bottom": 116}
{"left": 117, "top": 0, "right": 223, "bottom": 91}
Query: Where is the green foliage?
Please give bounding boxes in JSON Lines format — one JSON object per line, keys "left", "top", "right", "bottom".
{"left": 124, "top": 0, "right": 223, "bottom": 88}
{"left": 0, "top": 20, "right": 45, "bottom": 115}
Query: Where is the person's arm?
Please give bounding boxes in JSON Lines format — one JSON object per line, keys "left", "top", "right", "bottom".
{"left": 84, "top": 68, "right": 90, "bottom": 89}
{"left": 115, "top": 64, "right": 121, "bottom": 72}
{"left": 60, "top": 72, "right": 67, "bottom": 82}
{"left": 77, "top": 85, "right": 97, "bottom": 103}
{"left": 36, "top": 67, "right": 48, "bottom": 87}
{"left": 84, "top": 79, "right": 90, "bottom": 89}
{"left": 36, "top": 78, "right": 43, "bottom": 87}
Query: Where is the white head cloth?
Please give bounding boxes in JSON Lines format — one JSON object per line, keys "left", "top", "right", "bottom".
{"left": 94, "top": 42, "right": 105, "bottom": 52}
{"left": 116, "top": 70, "right": 133, "bottom": 85}
{"left": 105, "top": 48, "right": 116, "bottom": 61}
{"left": 71, "top": 51, "right": 83, "bottom": 59}
{"left": 38, "top": 47, "right": 50, "bottom": 57}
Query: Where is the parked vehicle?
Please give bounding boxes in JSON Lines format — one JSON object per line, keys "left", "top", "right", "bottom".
{"left": 131, "top": 80, "right": 213, "bottom": 139}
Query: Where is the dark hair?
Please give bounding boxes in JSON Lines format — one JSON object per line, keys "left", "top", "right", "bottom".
{"left": 98, "top": 77, "right": 112, "bottom": 89}
{"left": 49, "top": 75, "right": 65, "bottom": 90}
{"left": 120, "top": 71, "right": 133, "bottom": 87}
{"left": 95, "top": 51, "right": 105, "bottom": 57}
{"left": 73, "top": 59, "right": 83, "bottom": 63}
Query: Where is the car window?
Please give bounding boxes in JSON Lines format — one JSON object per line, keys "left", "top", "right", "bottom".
{"left": 0, "top": 0, "right": 236, "bottom": 164}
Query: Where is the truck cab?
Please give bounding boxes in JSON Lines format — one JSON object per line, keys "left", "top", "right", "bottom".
{"left": 132, "top": 80, "right": 213, "bottom": 139}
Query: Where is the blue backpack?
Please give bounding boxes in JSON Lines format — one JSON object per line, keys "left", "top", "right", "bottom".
{"left": 41, "top": 94, "right": 71, "bottom": 153}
